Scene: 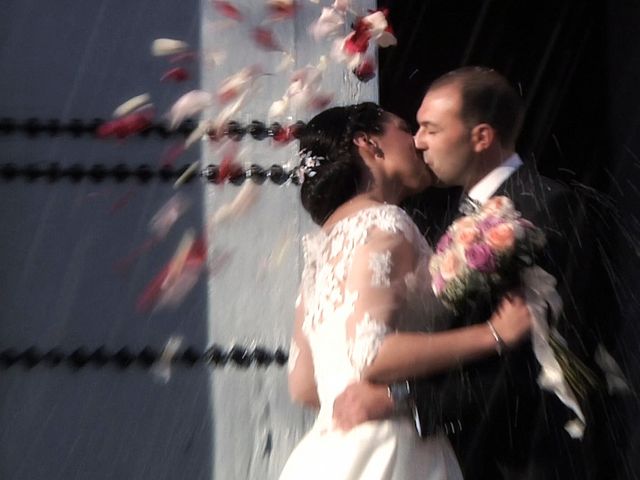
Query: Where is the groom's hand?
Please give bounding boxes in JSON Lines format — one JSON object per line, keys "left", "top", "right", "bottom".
{"left": 332, "top": 381, "right": 393, "bottom": 431}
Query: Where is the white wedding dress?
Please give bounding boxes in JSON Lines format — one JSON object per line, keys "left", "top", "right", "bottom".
{"left": 280, "top": 204, "right": 462, "bottom": 480}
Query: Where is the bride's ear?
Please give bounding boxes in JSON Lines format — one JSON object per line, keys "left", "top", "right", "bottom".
{"left": 353, "top": 133, "right": 384, "bottom": 159}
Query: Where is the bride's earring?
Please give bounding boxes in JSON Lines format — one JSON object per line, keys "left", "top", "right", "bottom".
{"left": 367, "top": 139, "right": 384, "bottom": 158}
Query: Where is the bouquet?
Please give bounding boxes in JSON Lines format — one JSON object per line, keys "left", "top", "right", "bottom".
{"left": 429, "top": 195, "right": 545, "bottom": 313}
{"left": 429, "top": 195, "right": 596, "bottom": 438}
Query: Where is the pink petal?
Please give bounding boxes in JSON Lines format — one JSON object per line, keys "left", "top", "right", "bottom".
{"left": 212, "top": 0, "right": 244, "bottom": 21}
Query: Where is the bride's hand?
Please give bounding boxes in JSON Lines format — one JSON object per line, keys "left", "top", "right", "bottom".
{"left": 489, "top": 292, "right": 532, "bottom": 349}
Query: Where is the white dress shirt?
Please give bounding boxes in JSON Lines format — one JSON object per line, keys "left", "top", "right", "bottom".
{"left": 467, "top": 153, "right": 524, "bottom": 204}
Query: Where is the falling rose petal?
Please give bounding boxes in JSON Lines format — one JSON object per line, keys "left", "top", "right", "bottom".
{"left": 149, "top": 193, "right": 191, "bottom": 238}
{"left": 114, "top": 236, "right": 160, "bottom": 274}
{"left": 212, "top": 89, "right": 252, "bottom": 135}
{"left": 267, "top": 0, "right": 297, "bottom": 20}
{"left": 363, "top": 9, "right": 397, "bottom": 47}
{"left": 268, "top": 97, "right": 289, "bottom": 119}
{"left": 109, "top": 189, "right": 137, "bottom": 215}
{"left": 309, "top": 7, "right": 345, "bottom": 40}
{"left": 162, "top": 230, "right": 196, "bottom": 289}
{"left": 308, "top": 93, "right": 333, "bottom": 110}
{"left": 98, "top": 108, "right": 154, "bottom": 139}
{"left": 151, "top": 336, "right": 183, "bottom": 383}
{"left": 167, "top": 90, "right": 212, "bottom": 129}
{"left": 331, "top": 37, "right": 362, "bottom": 69}
{"left": 216, "top": 66, "right": 262, "bottom": 104}
{"left": 185, "top": 120, "right": 212, "bottom": 149}
{"left": 208, "top": 249, "right": 233, "bottom": 276}
{"left": 252, "top": 27, "right": 282, "bottom": 51}
{"left": 113, "top": 93, "right": 151, "bottom": 118}
{"left": 353, "top": 57, "right": 376, "bottom": 82}
{"left": 212, "top": 0, "right": 244, "bottom": 21}
{"left": 206, "top": 50, "right": 228, "bottom": 67}
{"left": 152, "top": 38, "right": 189, "bottom": 56}
{"left": 343, "top": 25, "right": 371, "bottom": 54}
{"left": 211, "top": 181, "right": 260, "bottom": 225}
{"left": 169, "top": 51, "right": 199, "bottom": 63}
{"left": 376, "top": 30, "right": 397, "bottom": 48}
{"left": 160, "top": 143, "right": 187, "bottom": 168}
{"left": 136, "top": 232, "right": 207, "bottom": 313}
{"left": 276, "top": 52, "right": 295, "bottom": 72}
{"left": 174, "top": 160, "right": 202, "bottom": 189}
{"left": 161, "top": 67, "right": 190, "bottom": 82}
{"left": 332, "top": 0, "right": 350, "bottom": 11}
{"left": 217, "top": 150, "right": 243, "bottom": 183}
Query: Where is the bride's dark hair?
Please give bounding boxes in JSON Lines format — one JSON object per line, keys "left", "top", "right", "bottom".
{"left": 297, "top": 102, "right": 388, "bottom": 225}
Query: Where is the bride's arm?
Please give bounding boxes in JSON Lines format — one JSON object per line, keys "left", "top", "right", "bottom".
{"left": 345, "top": 229, "right": 530, "bottom": 384}
{"left": 288, "top": 294, "right": 320, "bottom": 408}
{"left": 362, "top": 295, "right": 530, "bottom": 383}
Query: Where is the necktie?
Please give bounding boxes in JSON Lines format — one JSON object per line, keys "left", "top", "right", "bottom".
{"left": 458, "top": 194, "right": 482, "bottom": 215}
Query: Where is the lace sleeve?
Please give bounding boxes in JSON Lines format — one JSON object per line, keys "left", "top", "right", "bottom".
{"left": 287, "top": 291, "right": 319, "bottom": 406}
{"left": 344, "top": 227, "right": 419, "bottom": 375}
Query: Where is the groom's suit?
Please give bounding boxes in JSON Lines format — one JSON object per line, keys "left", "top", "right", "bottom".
{"left": 407, "top": 157, "right": 607, "bottom": 480}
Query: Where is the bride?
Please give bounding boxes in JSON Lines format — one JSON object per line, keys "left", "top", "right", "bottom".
{"left": 280, "top": 103, "right": 531, "bottom": 480}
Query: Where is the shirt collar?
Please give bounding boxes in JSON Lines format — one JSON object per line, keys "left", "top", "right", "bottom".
{"left": 468, "top": 153, "right": 523, "bottom": 204}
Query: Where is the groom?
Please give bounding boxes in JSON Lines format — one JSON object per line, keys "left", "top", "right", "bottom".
{"left": 332, "top": 67, "right": 604, "bottom": 479}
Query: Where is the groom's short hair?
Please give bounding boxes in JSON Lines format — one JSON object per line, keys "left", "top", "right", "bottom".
{"left": 429, "top": 66, "right": 524, "bottom": 147}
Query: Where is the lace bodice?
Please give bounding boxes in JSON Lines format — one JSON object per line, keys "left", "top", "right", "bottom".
{"left": 289, "top": 204, "right": 447, "bottom": 409}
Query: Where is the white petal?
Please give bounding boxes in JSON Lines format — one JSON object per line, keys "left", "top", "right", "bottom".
{"left": 362, "top": 11, "right": 388, "bottom": 38}
{"left": 151, "top": 38, "right": 189, "bottom": 56}
{"left": 268, "top": 97, "right": 289, "bottom": 119}
{"left": 376, "top": 31, "right": 397, "bottom": 48}
{"left": 185, "top": 120, "right": 212, "bottom": 149}
{"left": 211, "top": 182, "right": 260, "bottom": 225}
{"left": 309, "top": 7, "right": 345, "bottom": 40}
{"left": 113, "top": 93, "right": 151, "bottom": 118}
{"left": 167, "top": 90, "right": 212, "bottom": 128}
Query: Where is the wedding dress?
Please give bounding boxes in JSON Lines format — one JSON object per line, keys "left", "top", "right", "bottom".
{"left": 280, "top": 204, "right": 462, "bottom": 480}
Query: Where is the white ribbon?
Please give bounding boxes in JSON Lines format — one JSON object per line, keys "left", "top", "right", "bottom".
{"left": 521, "top": 266, "right": 586, "bottom": 439}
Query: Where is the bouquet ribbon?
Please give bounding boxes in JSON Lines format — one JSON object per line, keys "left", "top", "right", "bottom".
{"left": 521, "top": 266, "right": 586, "bottom": 439}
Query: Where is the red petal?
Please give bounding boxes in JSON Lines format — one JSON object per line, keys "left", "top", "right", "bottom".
{"left": 161, "top": 67, "right": 190, "bottom": 82}
{"left": 354, "top": 59, "right": 376, "bottom": 82}
{"left": 212, "top": 1, "right": 244, "bottom": 21}
{"left": 252, "top": 27, "right": 282, "bottom": 51}
{"left": 98, "top": 110, "right": 154, "bottom": 139}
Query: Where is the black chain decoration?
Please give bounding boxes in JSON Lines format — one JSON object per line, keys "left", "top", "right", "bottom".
{"left": 0, "top": 117, "right": 306, "bottom": 141}
{"left": 0, "top": 344, "right": 289, "bottom": 370}
{"left": 0, "top": 162, "right": 302, "bottom": 185}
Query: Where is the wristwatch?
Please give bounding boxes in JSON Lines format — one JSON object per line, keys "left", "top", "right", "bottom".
{"left": 388, "top": 381, "right": 423, "bottom": 436}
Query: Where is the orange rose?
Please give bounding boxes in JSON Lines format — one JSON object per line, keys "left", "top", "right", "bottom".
{"left": 440, "top": 250, "right": 464, "bottom": 281}
{"left": 485, "top": 223, "right": 516, "bottom": 251}
{"left": 456, "top": 226, "right": 481, "bottom": 246}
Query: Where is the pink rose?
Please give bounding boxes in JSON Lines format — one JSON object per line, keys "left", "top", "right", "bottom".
{"left": 465, "top": 243, "right": 496, "bottom": 272}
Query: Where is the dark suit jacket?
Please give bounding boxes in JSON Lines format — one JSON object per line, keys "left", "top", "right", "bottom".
{"left": 408, "top": 164, "right": 609, "bottom": 480}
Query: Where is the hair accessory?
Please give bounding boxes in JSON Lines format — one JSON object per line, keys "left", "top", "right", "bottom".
{"left": 296, "top": 149, "right": 327, "bottom": 184}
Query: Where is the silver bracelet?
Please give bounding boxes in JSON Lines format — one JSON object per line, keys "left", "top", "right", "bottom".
{"left": 487, "top": 320, "right": 506, "bottom": 356}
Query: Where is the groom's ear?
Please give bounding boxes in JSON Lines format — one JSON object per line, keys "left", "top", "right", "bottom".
{"left": 470, "top": 124, "right": 495, "bottom": 153}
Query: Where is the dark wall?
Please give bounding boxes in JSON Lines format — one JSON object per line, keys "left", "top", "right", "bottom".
{"left": 379, "top": 1, "right": 640, "bottom": 478}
